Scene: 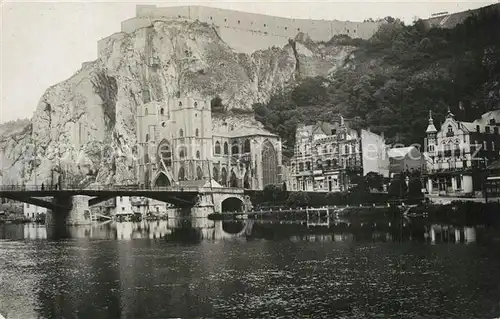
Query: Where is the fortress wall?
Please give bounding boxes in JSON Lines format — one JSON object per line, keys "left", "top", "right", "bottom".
{"left": 133, "top": 5, "right": 382, "bottom": 41}
{"left": 106, "top": 6, "right": 382, "bottom": 55}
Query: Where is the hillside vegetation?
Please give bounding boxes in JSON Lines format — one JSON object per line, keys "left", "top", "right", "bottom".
{"left": 254, "top": 7, "right": 500, "bottom": 157}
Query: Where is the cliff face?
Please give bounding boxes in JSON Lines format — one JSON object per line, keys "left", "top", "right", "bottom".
{"left": 0, "top": 19, "right": 356, "bottom": 186}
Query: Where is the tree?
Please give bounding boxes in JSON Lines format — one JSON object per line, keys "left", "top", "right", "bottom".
{"left": 285, "top": 192, "right": 310, "bottom": 208}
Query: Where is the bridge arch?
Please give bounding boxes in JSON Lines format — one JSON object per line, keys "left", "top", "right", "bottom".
{"left": 221, "top": 196, "right": 244, "bottom": 213}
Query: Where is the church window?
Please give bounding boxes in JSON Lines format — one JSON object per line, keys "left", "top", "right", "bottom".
{"left": 160, "top": 108, "right": 164, "bottom": 115}
{"left": 145, "top": 134, "right": 149, "bottom": 142}
{"left": 179, "top": 101, "right": 183, "bottom": 107}
{"left": 243, "top": 139, "right": 251, "bottom": 153}
{"left": 179, "top": 129, "right": 184, "bottom": 137}
{"left": 179, "top": 146, "right": 186, "bottom": 159}
{"left": 161, "top": 122, "right": 166, "bottom": 127}
{"left": 224, "top": 142, "right": 229, "bottom": 155}
{"left": 194, "top": 102, "right": 198, "bottom": 107}
{"left": 178, "top": 166, "right": 185, "bottom": 181}
{"left": 232, "top": 141, "right": 240, "bottom": 154}
{"left": 196, "top": 151, "right": 201, "bottom": 159}
{"left": 195, "top": 129, "right": 199, "bottom": 137}
{"left": 215, "top": 141, "right": 221, "bottom": 155}
{"left": 196, "top": 166, "right": 203, "bottom": 180}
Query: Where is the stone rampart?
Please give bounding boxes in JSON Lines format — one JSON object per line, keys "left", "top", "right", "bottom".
{"left": 116, "top": 5, "right": 382, "bottom": 53}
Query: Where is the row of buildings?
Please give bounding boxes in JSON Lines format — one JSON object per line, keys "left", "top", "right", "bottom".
{"left": 285, "top": 107, "right": 500, "bottom": 198}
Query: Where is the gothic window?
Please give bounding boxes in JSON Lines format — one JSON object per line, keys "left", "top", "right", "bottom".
{"left": 232, "top": 141, "right": 239, "bottom": 154}
{"left": 306, "top": 161, "right": 311, "bottom": 170}
{"left": 157, "top": 139, "right": 172, "bottom": 167}
{"left": 213, "top": 167, "right": 219, "bottom": 181}
{"left": 179, "top": 129, "right": 184, "bottom": 137}
{"left": 194, "top": 102, "right": 198, "bottom": 108}
{"left": 299, "top": 162, "right": 304, "bottom": 171}
{"left": 244, "top": 172, "right": 250, "bottom": 189}
{"left": 160, "top": 108, "right": 164, "bottom": 115}
{"left": 145, "top": 134, "right": 149, "bottom": 142}
{"left": 261, "top": 140, "right": 279, "bottom": 187}
{"left": 195, "top": 128, "right": 199, "bottom": 137}
{"left": 230, "top": 170, "right": 238, "bottom": 187}
{"left": 196, "top": 166, "right": 203, "bottom": 180}
{"left": 221, "top": 167, "right": 228, "bottom": 186}
{"left": 243, "top": 139, "right": 251, "bottom": 153}
{"left": 179, "top": 146, "right": 186, "bottom": 159}
{"left": 223, "top": 142, "right": 229, "bottom": 155}
{"left": 215, "top": 141, "right": 221, "bottom": 155}
{"left": 345, "top": 145, "right": 349, "bottom": 154}
{"left": 178, "top": 166, "right": 185, "bottom": 181}
{"left": 196, "top": 150, "right": 201, "bottom": 159}
{"left": 179, "top": 101, "right": 182, "bottom": 106}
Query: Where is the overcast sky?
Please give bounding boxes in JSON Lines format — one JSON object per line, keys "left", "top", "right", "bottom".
{"left": 1, "top": 0, "right": 497, "bottom": 123}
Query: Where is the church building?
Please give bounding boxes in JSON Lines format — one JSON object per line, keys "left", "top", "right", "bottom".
{"left": 136, "top": 96, "right": 282, "bottom": 190}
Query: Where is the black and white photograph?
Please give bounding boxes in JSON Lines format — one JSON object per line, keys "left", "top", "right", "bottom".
{"left": 1, "top": 1, "right": 500, "bottom": 318}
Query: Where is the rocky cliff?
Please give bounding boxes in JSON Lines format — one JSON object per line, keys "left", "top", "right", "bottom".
{"left": 0, "top": 19, "right": 359, "bottom": 186}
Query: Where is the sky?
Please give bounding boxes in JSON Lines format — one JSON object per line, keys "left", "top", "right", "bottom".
{"left": 1, "top": 0, "right": 498, "bottom": 123}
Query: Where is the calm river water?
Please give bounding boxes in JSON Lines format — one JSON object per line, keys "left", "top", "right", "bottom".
{"left": 1, "top": 217, "right": 500, "bottom": 319}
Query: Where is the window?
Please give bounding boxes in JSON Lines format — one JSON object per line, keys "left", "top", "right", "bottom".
{"left": 345, "top": 145, "right": 350, "bottom": 154}
{"left": 463, "top": 160, "right": 468, "bottom": 168}
{"left": 120, "top": 197, "right": 123, "bottom": 202}
{"left": 194, "top": 102, "right": 198, "bottom": 108}
{"left": 145, "top": 108, "right": 148, "bottom": 115}
{"left": 456, "top": 176, "right": 462, "bottom": 190}
{"left": 495, "top": 127, "right": 499, "bottom": 134}
{"left": 145, "top": 134, "right": 149, "bottom": 142}
{"left": 298, "top": 28, "right": 301, "bottom": 31}
{"left": 264, "top": 24, "right": 266, "bottom": 27}
{"left": 196, "top": 151, "right": 201, "bottom": 159}
{"left": 299, "top": 162, "right": 304, "bottom": 171}
{"left": 160, "top": 108, "right": 164, "bottom": 115}
{"left": 27, "top": 204, "right": 30, "bottom": 208}
{"left": 161, "top": 122, "right": 166, "bottom": 127}
{"left": 306, "top": 161, "right": 311, "bottom": 170}
{"left": 238, "top": 20, "right": 240, "bottom": 24}
{"left": 316, "top": 159, "right": 322, "bottom": 169}
{"left": 215, "top": 141, "right": 221, "bottom": 155}
{"left": 210, "top": 16, "right": 213, "bottom": 20}
{"left": 195, "top": 128, "right": 199, "bottom": 137}
{"left": 476, "top": 125, "right": 480, "bottom": 132}
{"left": 179, "top": 129, "right": 184, "bottom": 137}
{"left": 490, "top": 119, "right": 496, "bottom": 125}
{"left": 179, "top": 147, "right": 186, "bottom": 159}
{"left": 484, "top": 141, "right": 488, "bottom": 150}
{"left": 223, "top": 142, "right": 229, "bottom": 155}
{"left": 232, "top": 142, "right": 239, "bottom": 154}
{"left": 243, "top": 139, "right": 251, "bottom": 153}
{"left": 447, "top": 125, "right": 454, "bottom": 136}
{"left": 323, "top": 145, "right": 328, "bottom": 154}
{"left": 179, "top": 101, "right": 183, "bottom": 106}
{"left": 285, "top": 27, "right": 288, "bottom": 30}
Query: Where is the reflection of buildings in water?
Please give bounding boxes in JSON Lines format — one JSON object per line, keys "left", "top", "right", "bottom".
{"left": 113, "top": 221, "right": 171, "bottom": 240}
{"left": 464, "top": 227, "right": 476, "bottom": 243}
{"left": 23, "top": 223, "right": 47, "bottom": 239}
{"left": 428, "top": 225, "right": 476, "bottom": 244}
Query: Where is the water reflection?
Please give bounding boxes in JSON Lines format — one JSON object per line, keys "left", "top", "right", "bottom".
{"left": 1, "top": 217, "right": 500, "bottom": 319}
{"left": 0, "top": 220, "right": 492, "bottom": 244}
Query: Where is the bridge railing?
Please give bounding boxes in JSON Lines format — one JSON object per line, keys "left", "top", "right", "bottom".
{"left": 0, "top": 184, "right": 245, "bottom": 193}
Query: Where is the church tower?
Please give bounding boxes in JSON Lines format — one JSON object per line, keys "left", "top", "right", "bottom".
{"left": 170, "top": 96, "right": 213, "bottom": 181}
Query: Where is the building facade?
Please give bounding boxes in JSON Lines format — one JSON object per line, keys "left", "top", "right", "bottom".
{"left": 136, "top": 96, "right": 282, "bottom": 190}
{"left": 23, "top": 203, "right": 47, "bottom": 220}
{"left": 287, "top": 117, "right": 388, "bottom": 192}
{"left": 424, "top": 109, "right": 500, "bottom": 196}
{"left": 388, "top": 146, "right": 426, "bottom": 177}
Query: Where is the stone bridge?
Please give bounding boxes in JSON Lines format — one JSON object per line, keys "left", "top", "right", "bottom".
{"left": 0, "top": 185, "right": 254, "bottom": 227}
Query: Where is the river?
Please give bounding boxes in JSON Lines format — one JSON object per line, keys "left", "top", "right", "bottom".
{"left": 1, "top": 217, "right": 500, "bottom": 319}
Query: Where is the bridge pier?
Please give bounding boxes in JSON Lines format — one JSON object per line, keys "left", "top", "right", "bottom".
{"left": 46, "top": 195, "right": 92, "bottom": 229}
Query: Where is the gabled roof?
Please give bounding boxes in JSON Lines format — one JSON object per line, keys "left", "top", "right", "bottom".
{"left": 214, "top": 126, "right": 278, "bottom": 138}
